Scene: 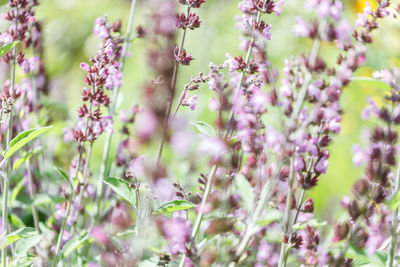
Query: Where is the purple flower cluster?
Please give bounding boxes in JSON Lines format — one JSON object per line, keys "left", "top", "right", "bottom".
{"left": 67, "top": 16, "right": 123, "bottom": 143}
{"left": 328, "top": 68, "right": 400, "bottom": 264}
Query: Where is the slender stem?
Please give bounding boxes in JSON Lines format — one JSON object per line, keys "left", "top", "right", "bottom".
{"left": 73, "top": 142, "right": 93, "bottom": 236}
{"left": 178, "top": 164, "right": 218, "bottom": 267}
{"left": 26, "top": 160, "right": 40, "bottom": 233}
{"left": 1, "top": 179, "right": 9, "bottom": 267}
{"left": 155, "top": 6, "right": 191, "bottom": 167}
{"left": 2, "top": 43, "right": 17, "bottom": 267}
{"left": 278, "top": 156, "right": 295, "bottom": 267}
{"left": 96, "top": 0, "right": 138, "bottom": 221}
{"left": 170, "top": 86, "right": 188, "bottom": 123}
{"left": 52, "top": 102, "right": 93, "bottom": 266}
{"left": 231, "top": 169, "right": 281, "bottom": 266}
{"left": 179, "top": 11, "right": 263, "bottom": 267}
{"left": 52, "top": 190, "right": 74, "bottom": 267}
{"left": 387, "top": 159, "right": 400, "bottom": 267}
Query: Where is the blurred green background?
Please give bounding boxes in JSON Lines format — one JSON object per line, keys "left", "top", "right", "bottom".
{"left": 2, "top": 0, "right": 400, "bottom": 223}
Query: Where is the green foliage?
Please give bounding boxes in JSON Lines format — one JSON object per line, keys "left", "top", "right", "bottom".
{"left": 62, "top": 231, "right": 93, "bottom": 257}
{"left": 190, "top": 120, "right": 216, "bottom": 137}
{"left": 3, "top": 126, "right": 53, "bottom": 160}
{"left": 54, "top": 166, "right": 72, "bottom": 189}
{"left": 154, "top": 199, "right": 197, "bottom": 215}
{"left": 351, "top": 77, "right": 392, "bottom": 91}
{"left": 104, "top": 177, "right": 136, "bottom": 206}
{"left": 0, "top": 41, "right": 18, "bottom": 57}
{"left": 346, "top": 244, "right": 387, "bottom": 267}
{"left": 0, "top": 227, "right": 36, "bottom": 250}
{"left": 13, "top": 147, "right": 42, "bottom": 170}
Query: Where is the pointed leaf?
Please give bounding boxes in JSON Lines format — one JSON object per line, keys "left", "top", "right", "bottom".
{"left": 154, "top": 199, "right": 196, "bottom": 215}
{"left": 54, "top": 166, "right": 72, "bottom": 189}
{"left": 62, "top": 232, "right": 93, "bottom": 257}
{"left": 13, "top": 147, "right": 42, "bottom": 170}
{"left": 3, "top": 126, "right": 53, "bottom": 159}
{"left": 15, "top": 234, "right": 42, "bottom": 257}
{"left": 104, "top": 177, "right": 136, "bottom": 206}
{"left": 351, "top": 77, "right": 392, "bottom": 91}
{"left": 190, "top": 120, "right": 216, "bottom": 137}
{"left": 0, "top": 227, "right": 36, "bottom": 250}
{"left": 10, "top": 179, "right": 24, "bottom": 206}
{"left": 0, "top": 41, "right": 18, "bottom": 57}
{"left": 8, "top": 214, "right": 25, "bottom": 228}
{"left": 292, "top": 219, "right": 327, "bottom": 231}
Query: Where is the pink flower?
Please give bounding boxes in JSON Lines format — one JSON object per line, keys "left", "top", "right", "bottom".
{"left": 182, "top": 94, "right": 198, "bottom": 111}
{"left": 315, "top": 152, "right": 329, "bottom": 174}
{"left": 294, "top": 157, "right": 305, "bottom": 172}
{"left": 372, "top": 69, "right": 393, "bottom": 85}
{"left": 292, "top": 17, "right": 311, "bottom": 37}
{"left": 356, "top": 13, "right": 368, "bottom": 27}
{"left": 0, "top": 32, "right": 13, "bottom": 44}
{"left": 80, "top": 62, "right": 91, "bottom": 72}
{"left": 109, "top": 203, "right": 132, "bottom": 230}
{"left": 351, "top": 144, "right": 369, "bottom": 167}
{"left": 161, "top": 217, "right": 191, "bottom": 254}
{"left": 274, "top": 1, "right": 284, "bottom": 16}
{"left": 91, "top": 226, "right": 109, "bottom": 245}
{"left": 208, "top": 97, "right": 221, "bottom": 111}
{"left": 363, "top": 1, "right": 373, "bottom": 15}
{"left": 94, "top": 16, "right": 110, "bottom": 39}
{"left": 20, "top": 57, "right": 39, "bottom": 73}
{"left": 361, "top": 97, "right": 379, "bottom": 120}
{"left": 199, "top": 136, "right": 227, "bottom": 160}
{"left": 238, "top": 0, "right": 255, "bottom": 13}
{"left": 135, "top": 110, "right": 158, "bottom": 140}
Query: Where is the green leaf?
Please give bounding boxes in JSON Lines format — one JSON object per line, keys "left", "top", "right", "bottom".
{"left": 8, "top": 214, "right": 25, "bottom": 228}
{"left": 386, "top": 191, "right": 400, "bottom": 211}
{"left": 257, "top": 208, "right": 282, "bottom": 227}
{"left": 0, "top": 41, "right": 18, "bottom": 57}
{"left": 292, "top": 218, "right": 327, "bottom": 231}
{"left": 13, "top": 147, "right": 42, "bottom": 170}
{"left": 351, "top": 77, "right": 392, "bottom": 91}
{"left": 10, "top": 179, "right": 24, "bottom": 206}
{"left": 3, "top": 126, "right": 53, "bottom": 159}
{"left": 346, "top": 244, "right": 386, "bottom": 267}
{"left": 33, "top": 194, "right": 64, "bottom": 206}
{"left": 103, "top": 177, "right": 136, "bottom": 206}
{"left": 15, "top": 234, "right": 42, "bottom": 257}
{"left": 62, "top": 232, "right": 93, "bottom": 257}
{"left": 234, "top": 174, "right": 254, "bottom": 212}
{"left": 190, "top": 120, "right": 216, "bottom": 137}
{"left": 154, "top": 199, "right": 197, "bottom": 215}
{"left": 11, "top": 256, "right": 34, "bottom": 267}
{"left": 0, "top": 227, "right": 36, "bottom": 250}
{"left": 54, "top": 166, "right": 72, "bottom": 189}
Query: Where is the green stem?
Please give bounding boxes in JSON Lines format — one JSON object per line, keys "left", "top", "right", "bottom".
{"left": 278, "top": 156, "right": 295, "bottom": 267}
{"left": 179, "top": 10, "right": 263, "bottom": 267}
{"left": 52, "top": 101, "right": 93, "bottom": 266}
{"left": 229, "top": 169, "right": 280, "bottom": 267}
{"left": 2, "top": 43, "right": 17, "bottom": 267}
{"left": 96, "top": 0, "right": 138, "bottom": 221}
{"left": 26, "top": 160, "right": 40, "bottom": 233}
{"left": 73, "top": 141, "right": 93, "bottom": 236}
{"left": 387, "top": 159, "right": 400, "bottom": 267}
{"left": 155, "top": 6, "right": 191, "bottom": 167}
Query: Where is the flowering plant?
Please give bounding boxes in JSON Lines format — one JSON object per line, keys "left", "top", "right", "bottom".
{"left": 0, "top": 0, "right": 399, "bottom": 266}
